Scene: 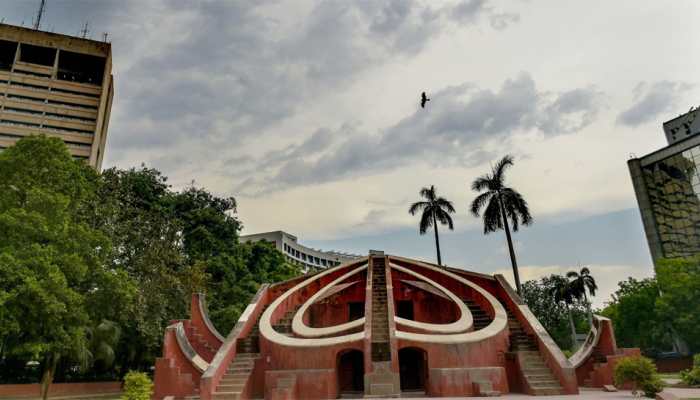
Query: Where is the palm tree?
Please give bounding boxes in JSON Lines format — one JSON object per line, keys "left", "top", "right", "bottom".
{"left": 550, "top": 277, "right": 579, "bottom": 350}
{"left": 470, "top": 155, "right": 532, "bottom": 294}
{"left": 408, "top": 185, "right": 455, "bottom": 266}
{"left": 567, "top": 267, "right": 598, "bottom": 325}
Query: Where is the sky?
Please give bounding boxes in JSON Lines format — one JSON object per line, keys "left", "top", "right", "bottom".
{"left": 3, "top": 0, "right": 700, "bottom": 308}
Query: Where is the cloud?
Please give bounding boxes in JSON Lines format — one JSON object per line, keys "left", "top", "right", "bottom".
{"left": 494, "top": 264, "right": 654, "bottom": 309}
{"left": 238, "top": 73, "right": 603, "bottom": 195}
{"left": 617, "top": 81, "right": 694, "bottom": 127}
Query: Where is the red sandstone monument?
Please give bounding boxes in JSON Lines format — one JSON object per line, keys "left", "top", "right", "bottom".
{"left": 153, "top": 251, "right": 635, "bottom": 399}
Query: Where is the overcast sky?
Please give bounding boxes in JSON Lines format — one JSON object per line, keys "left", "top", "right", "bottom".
{"left": 3, "top": 0, "right": 700, "bottom": 307}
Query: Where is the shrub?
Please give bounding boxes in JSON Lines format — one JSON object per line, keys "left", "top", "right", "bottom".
{"left": 614, "top": 356, "right": 664, "bottom": 398}
{"left": 680, "top": 354, "right": 700, "bottom": 386}
{"left": 121, "top": 371, "right": 153, "bottom": 400}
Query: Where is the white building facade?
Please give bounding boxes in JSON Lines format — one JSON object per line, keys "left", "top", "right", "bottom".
{"left": 239, "top": 231, "right": 360, "bottom": 271}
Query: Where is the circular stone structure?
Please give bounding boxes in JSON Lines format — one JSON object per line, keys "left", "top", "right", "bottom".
{"left": 154, "top": 252, "right": 632, "bottom": 399}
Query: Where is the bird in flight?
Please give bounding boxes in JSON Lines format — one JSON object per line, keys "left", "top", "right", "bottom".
{"left": 421, "top": 91, "right": 430, "bottom": 108}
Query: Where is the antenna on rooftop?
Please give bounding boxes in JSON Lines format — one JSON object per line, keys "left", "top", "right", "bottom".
{"left": 33, "top": 0, "right": 46, "bottom": 30}
{"left": 80, "top": 21, "right": 90, "bottom": 38}
{"left": 102, "top": 32, "right": 109, "bottom": 42}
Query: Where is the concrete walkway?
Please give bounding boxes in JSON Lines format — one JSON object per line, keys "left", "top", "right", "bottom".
{"left": 387, "top": 387, "right": 700, "bottom": 399}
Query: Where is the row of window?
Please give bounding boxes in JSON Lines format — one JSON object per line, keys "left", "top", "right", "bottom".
{"left": 0, "top": 40, "right": 106, "bottom": 85}
{"left": 283, "top": 242, "right": 342, "bottom": 268}
{"left": 3, "top": 79, "right": 101, "bottom": 99}
{"left": 2, "top": 107, "right": 95, "bottom": 128}
{"left": 0, "top": 92, "right": 97, "bottom": 113}
{"left": 0, "top": 119, "right": 95, "bottom": 137}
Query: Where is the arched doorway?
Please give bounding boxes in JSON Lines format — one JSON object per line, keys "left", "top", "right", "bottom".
{"left": 337, "top": 350, "right": 364, "bottom": 396}
{"left": 399, "top": 347, "right": 427, "bottom": 393}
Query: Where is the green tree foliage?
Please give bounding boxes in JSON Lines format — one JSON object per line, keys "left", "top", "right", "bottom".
{"left": 0, "top": 136, "right": 135, "bottom": 398}
{"left": 600, "top": 278, "right": 674, "bottom": 354}
{"left": 566, "top": 267, "right": 598, "bottom": 325}
{"left": 408, "top": 185, "right": 455, "bottom": 266}
{"left": 470, "top": 155, "right": 532, "bottom": 294}
{"left": 0, "top": 136, "right": 301, "bottom": 383}
{"left": 655, "top": 257, "right": 700, "bottom": 352}
{"left": 121, "top": 371, "right": 153, "bottom": 400}
{"left": 521, "top": 275, "right": 588, "bottom": 350}
{"left": 680, "top": 354, "right": 700, "bottom": 386}
{"left": 614, "top": 356, "right": 664, "bottom": 398}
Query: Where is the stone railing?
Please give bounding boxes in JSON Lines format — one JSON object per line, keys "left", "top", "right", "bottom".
{"left": 199, "top": 284, "right": 270, "bottom": 400}
{"left": 494, "top": 274, "right": 579, "bottom": 394}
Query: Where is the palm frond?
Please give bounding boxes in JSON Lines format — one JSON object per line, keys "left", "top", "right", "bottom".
{"left": 435, "top": 197, "right": 456, "bottom": 213}
{"left": 470, "top": 191, "right": 493, "bottom": 217}
{"left": 408, "top": 201, "right": 429, "bottom": 215}
{"left": 482, "top": 196, "right": 503, "bottom": 234}
{"left": 566, "top": 271, "right": 579, "bottom": 279}
{"left": 419, "top": 186, "right": 437, "bottom": 201}
{"left": 493, "top": 154, "right": 514, "bottom": 184}
{"left": 436, "top": 208, "right": 454, "bottom": 230}
{"left": 471, "top": 175, "right": 492, "bottom": 192}
{"left": 419, "top": 209, "right": 433, "bottom": 234}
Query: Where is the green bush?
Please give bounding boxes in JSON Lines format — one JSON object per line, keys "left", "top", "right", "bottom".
{"left": 680, "top": 354, "right": 700, "bottom": 386}
{"left": 614, "top": 356, "right": 664, "bottom": 398}
{"left": 121, "top": 371, "right": 153, "bottom": 400}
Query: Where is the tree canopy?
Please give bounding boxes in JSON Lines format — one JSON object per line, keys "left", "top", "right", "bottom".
{"left": 0, "top": 136, "right": 301, "bottom": 385}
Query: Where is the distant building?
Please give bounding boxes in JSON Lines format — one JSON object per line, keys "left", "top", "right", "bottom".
{"left": 0, "top": 23, "right": 114, "bottom": 169}
{"left": 240, "top": 230, "right": 361, "bottom": 271}
{"left": 628, "top": 107, "right": 700, "bottom": 266}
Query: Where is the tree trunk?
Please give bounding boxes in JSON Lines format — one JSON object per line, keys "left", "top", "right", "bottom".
{"left": 567, "top": 304, "right": 578, "bottom": 351}
{"left": 499, "top": 195, "right": 521, "bottom": 294}
{"left": 40, "top": 353, "right": 59, "bottom": 400}
{"left": 583, "top": 291, "right": 593, "bottom": 326}
{"left": 433, "top": 212, "right": 442, "bottom": 266}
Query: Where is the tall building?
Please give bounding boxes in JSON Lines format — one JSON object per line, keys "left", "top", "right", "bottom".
{"left": 0, "top": 23, "right": 114, "bottom": 169}
{"left": 628, "top": 108, "right": 700, "bottom": 266}
{"left": 240, "top": 230, "right": 361, "bottom": 271}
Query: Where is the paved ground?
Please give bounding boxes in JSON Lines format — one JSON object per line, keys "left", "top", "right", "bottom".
{"left": 389, "top": 387, "right": 700, "bottom": 399}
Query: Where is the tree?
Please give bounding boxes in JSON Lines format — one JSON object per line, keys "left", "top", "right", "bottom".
{"left": 0, "top": 136, "right": 134, "bottom": 399}
{"left": 521, "top": 275, "right": 588, "bottom": 350}
{"left": 566, "top": 267, "right": 598, "bottom": 325}
{"left": 655, "top": 257, "right": 700, "bottom": 352}
{"left": 549, "top": 277, "right": 580, "bottom": 350}
{"left": 97, "top": 166, "right": 191, "bottom": 371}
{"left": 600, "top": 278, "right": 673, "bottom": 354}
{"left": 408, "top": 185, "right": 455, "bottom": 266}
{"left": 470, "top": 155, "right": 532, "bottom": 294}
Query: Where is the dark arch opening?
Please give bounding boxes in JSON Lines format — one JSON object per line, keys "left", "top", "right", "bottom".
{"left": 337, "top": 349, "right": 364, "bottom": 396}
{"left": 399, "top": 347, "right": 427, "bottom": 392}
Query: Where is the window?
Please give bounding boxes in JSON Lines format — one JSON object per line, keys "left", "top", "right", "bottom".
{"left": 57, "top": 51, "right": 106, "bottom": 85}
{"left": 0, "top": 40, "right": 18, "bottom": 70}
{"left": 19, "top": 43, "right": 56, "bottom": 66}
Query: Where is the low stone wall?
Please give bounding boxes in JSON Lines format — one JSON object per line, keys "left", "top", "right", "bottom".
{"left": 0, "top": 381, "right": 121, "bottom": 398}
{"left": 654, "top": 356, "right": 693, "bottom": 373}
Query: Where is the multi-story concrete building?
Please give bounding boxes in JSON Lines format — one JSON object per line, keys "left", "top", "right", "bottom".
{"left": 628, "top": 108, "right": 700, "bottom": 266}
{"left": 0, "top": 23, "right": 114, "bottom": 169}
{"left": 240, "top": 230, "right": 361, "bottom": 271}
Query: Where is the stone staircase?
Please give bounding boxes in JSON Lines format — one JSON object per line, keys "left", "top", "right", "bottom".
{"left": 463, "top": 299, "right": 492, "bottom": 330}
{"left": 213, "top": 353, "right": 260, "bottom": 400}
{"left": 366, "top": 256, "right": 400, "bottom": 397}
{"left": 272, "top": 305, "right": 301, "bottom": 337}
{"left": 505, "top": 308, "right": 564, "bottom": 395}
{"left": 371, "top": 257, "right": 390, "bottom": 362}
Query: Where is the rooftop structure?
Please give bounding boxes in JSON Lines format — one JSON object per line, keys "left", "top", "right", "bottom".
{"left": 628, "top": 107, "right": 700, "bottom": 266}
{"left": 153, "top": 252, "right": 635, "bottom": 399}
{"left": 240, "top": 230, "right": 361, "bottom": 271}
{"left": 0, "top": 23, "right": 114, "bottom": 169}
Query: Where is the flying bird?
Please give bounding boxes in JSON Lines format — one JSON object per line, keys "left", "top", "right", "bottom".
{"left": 421, "top": 92, "right": 430, "bottom": 108}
